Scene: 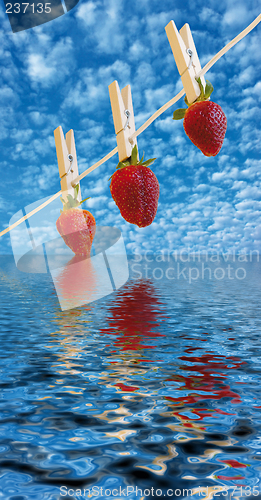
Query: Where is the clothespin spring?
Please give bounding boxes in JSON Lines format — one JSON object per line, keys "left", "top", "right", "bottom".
{"left": 180, "top": 48, "right": 194, "bottom": 76}
{"left": 187, "top": 48, "right": 194, "bottom": 69}
{"left": 60, "top": 154, "right": 74, "bottom": 179}
{"left": 124, "top": 109, "right": 131, "bottom": 130}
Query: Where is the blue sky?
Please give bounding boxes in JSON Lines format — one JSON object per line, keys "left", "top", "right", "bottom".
{"left": 0, "top": 0, "right": 260, "bottom": 256}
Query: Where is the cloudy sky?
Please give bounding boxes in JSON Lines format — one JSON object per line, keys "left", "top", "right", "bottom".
{"left": 0, "top": 0, "right": 260, "bottom": 256}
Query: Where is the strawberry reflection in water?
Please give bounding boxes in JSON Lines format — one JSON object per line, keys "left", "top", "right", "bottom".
{"left": 159, "top": 352, "right": 249, "bottom": 484}
{"left": 162, "top": 350, "right": 245, "bottom": 436}
{"left": 100, "top": 279, "right": 167, "bottom": 396}
{"left": 101, "top": 279, "right": 166, "bottom": 357}
{"left": 54, "top": 254, "right": 97, "bottom": 310}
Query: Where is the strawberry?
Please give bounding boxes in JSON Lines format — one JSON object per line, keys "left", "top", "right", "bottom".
{"left": 110, "top": 145, "right": 159, "bottom": 228}
{"left": 173, "top": 79, "right": 227, "bottom": 157}
{"left": 56, "top": 184, "right": 96, "bottom": 256}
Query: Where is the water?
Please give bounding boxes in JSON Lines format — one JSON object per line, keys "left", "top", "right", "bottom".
{"left": 0, "top": 255, "right": 261, "bottom": 499}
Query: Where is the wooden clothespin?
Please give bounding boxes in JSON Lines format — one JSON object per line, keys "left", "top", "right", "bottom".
{"left": 54, "top": 126, "right": 81, "bottom": 201}
{"left": 108, "top": 81, "right": 137, "bottom": 162}
{"left": 165, "top": 21, "right": 206, "bottom": 105}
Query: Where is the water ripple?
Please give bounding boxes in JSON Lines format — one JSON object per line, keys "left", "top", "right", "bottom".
{"left": 0, "top": 256, "right": 261, "bottom": 498}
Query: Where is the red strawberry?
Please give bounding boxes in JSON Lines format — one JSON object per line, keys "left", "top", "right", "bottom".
{"left": 173, "top": 79, "right": 227, "bottom": 157}
{"left": 56, "top": 184, "right": 96, "bottom": 256}
{"left": 110, "top": 145, "right": 159, "bottom": 228}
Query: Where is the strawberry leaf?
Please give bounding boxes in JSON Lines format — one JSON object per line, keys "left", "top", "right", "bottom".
{"left": 112, "top": 145, "right": 156, "bottom": 177}
{"left": 204, "top": 80, "right": 214, "bottom": 99}
{"left": 116, "top": 161, "right": 127, "bottom": 170}
{"left": 142, "top": 158, "right": 156, "bottom": 167}
{"left": 131, "top": 145, "right": 138, "bottom": 165}
{"left": 79, "top": 197, "right": 90, "bottom": 205}
{"left": 138, "top": 151, "right": 145, "bottom": 164}
{"left": 173, "top": 109, "right": 186, "bottom": 120}
{"left": 196, "top": 77, "right": 205, "bottom": 100}
{"left": 67, "top": 194, "right": 76, "bottom": 207}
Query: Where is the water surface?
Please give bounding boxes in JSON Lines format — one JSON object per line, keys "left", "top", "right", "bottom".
{"left": 0, "top": 255, "right": 261, "bottom": 499}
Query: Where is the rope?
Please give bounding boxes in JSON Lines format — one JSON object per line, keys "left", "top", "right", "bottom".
{"left": 0, "top": 191, "right": 62, "bottom": 238}
{"left": 129, "top": 13, "right": 261, "bottom": 142}
{"left": 1, "top": 13, "right": 260, "bottom": 239}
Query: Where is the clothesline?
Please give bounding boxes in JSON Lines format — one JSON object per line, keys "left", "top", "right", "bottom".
{"left": 0, "top": 13, "right": 260, "bottom": 239}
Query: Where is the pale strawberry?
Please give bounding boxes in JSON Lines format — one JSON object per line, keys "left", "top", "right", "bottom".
{"left": 56, "top": 184, "right": 96, "bottom": 256}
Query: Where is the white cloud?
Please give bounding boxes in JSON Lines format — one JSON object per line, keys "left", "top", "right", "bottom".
{"left": 243, "top": 81, "right": 261, "bottom": 100}
{"left": 212, "top": 172, "right": 226, "bottom": 182}
{"left": 0, "top": 0, "right": 260, "bottom": 256}
{"left": 76, "top": 0, "right": 126, "bottom": 54}
{"left": 0, "top": 85, "right": 18, "bottom": 105}
{"left": 27, "top": 54, "right": 54, "bottom": 81}
{"left": 76, "top": 1, "right": 97, "bottom": 26}
{"left": 61, "top": 60, "right": 131, "bottom": 114}
{"left": 235, "top": 185, "right": 261, "bottom": 200}
{"left": 223, "top": 6, "right": 250, "bottom": 26}
{"left": 26, "top": 37, "right": 74, "bottom": 87}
